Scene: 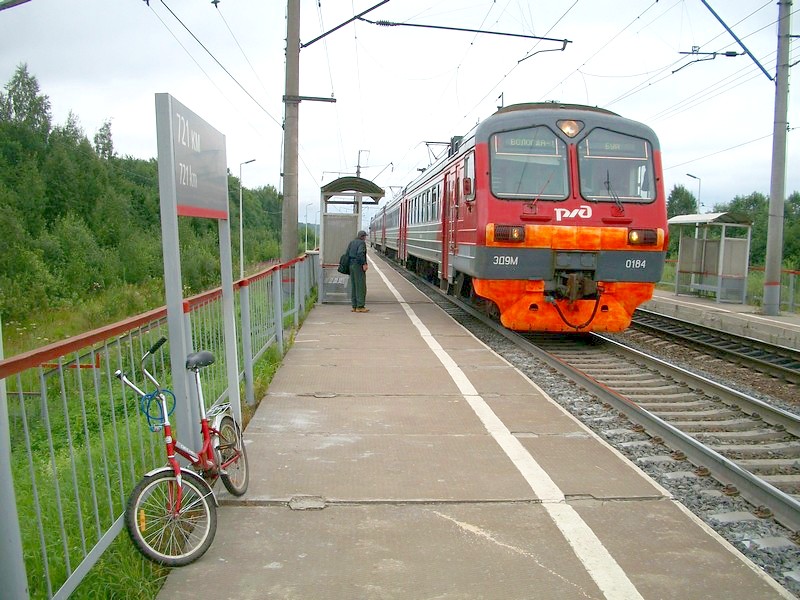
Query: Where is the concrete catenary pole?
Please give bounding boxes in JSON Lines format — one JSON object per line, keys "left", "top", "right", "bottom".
{"left": 763, "top": 1, "right": 792, "bottom": 316}
{"left": 281, "top": 0, "right": 300, "bottom": 261}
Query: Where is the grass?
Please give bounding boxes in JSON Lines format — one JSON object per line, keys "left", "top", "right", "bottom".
{"left": 6, "top": 280, "right": 316, "bottom": 599}
{"left": 3, "top": 281, "right": 165, "bottom": 357}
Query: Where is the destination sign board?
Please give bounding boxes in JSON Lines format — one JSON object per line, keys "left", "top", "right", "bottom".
{"left": 155, "top": 93, "right": 228, "bottom": 219}
{"left": 580, "top": 129, "right": 650, "bottom": 160}
{"left": 493, "top": 127, "right": 562, "bottom": 157}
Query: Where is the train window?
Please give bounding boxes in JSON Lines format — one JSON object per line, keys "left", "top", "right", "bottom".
{"left": 490, "top": 126, "right": 568, "bottom": 201}
{"left": 463, "top": 152, "right": 476, "bottom": 202}
{"left": 426, "top": 189, "right": 432, "bottom": 222}
{"left": 578, "top": 128, "right": 655, "bottom": 203}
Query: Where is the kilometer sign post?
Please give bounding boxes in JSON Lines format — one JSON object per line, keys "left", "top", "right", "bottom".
{"left": 155, "top": 94, "right": 241, "bottom": 446}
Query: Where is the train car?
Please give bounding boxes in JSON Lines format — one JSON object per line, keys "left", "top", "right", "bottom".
{"left": 370, "top": 102, "right": 667, "bottom": 333}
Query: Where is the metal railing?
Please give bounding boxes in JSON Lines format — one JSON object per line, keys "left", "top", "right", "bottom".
{"left": 0, "top": 253, "right": 319, "bottom": 600}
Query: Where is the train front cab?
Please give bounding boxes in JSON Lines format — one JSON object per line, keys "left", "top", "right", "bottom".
{"left": 465, "top": 106, "right": 667, "bottom": 333}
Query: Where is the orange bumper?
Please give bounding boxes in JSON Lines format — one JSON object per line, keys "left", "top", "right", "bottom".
{"left": 472, "top": 279, "right": 655, "bottom": 333}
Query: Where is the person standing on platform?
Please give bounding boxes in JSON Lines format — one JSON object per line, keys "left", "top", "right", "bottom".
{"left": 347, "top": 230, "right": 369, "bottom": 312}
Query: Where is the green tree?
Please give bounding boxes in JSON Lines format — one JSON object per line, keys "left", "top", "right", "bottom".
{"left": 0, "top": 65, "right": 286, "bottom": 326}
{"left": 780, "top": 191, "right": 800, "bottom": 270}
{"left": 665, "top": 184, "right": 698, "bottom": 257}
{"left": 715, "top": 192, "right": 769, "bottom": 265}
{"left": 0, "top": 64, "right": 51, "bottom": 158}
{"left": 94, "top": 119, "right": 114, "bottom": 160}
{"left": 666, "top": 184, "right": 698, "bottom": 218}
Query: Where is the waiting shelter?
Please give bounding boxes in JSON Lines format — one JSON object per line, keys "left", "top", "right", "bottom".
{"left": 669, "top": 212, "right": 752, "bottom": 304}
{"left": 318, "top": 176, "right": 384, "bottom": 304}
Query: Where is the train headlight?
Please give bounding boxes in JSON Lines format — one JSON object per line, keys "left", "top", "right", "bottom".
{"left": 494, "top": 225, "right": 526, "bottom": 243}
{"left": 628, "top": 229, "right": 658, "bottom": 245}
{"left": 557, "top": 120, "right": 584, "bottom": 138}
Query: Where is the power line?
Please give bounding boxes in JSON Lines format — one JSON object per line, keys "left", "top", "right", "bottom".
{"left": 537, "top": 0, "right": 663, "bottom": 102}
{"left": 664, "top": 127, "right": 797, "bottom": 171}
{"left": 605, "top": 1, "right": 781, "bottom": 108}
{"left": 158, "top": 0, "right": 282, "bottom": 128}
{"left": 213, "top": 2, "right": 272, "bottom": 101}
{"left": 459, "top": 0, "right": 581, "bottom": 122}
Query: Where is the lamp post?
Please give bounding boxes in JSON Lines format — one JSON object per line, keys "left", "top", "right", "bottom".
{"left": 304, "top": 203, "right": 314, "bottom": 251}
{"left": 686, "top": 173, "right": 702, "bottom": 212}
{"left": 239, "top": 159, "right": 256, "bottom": 278}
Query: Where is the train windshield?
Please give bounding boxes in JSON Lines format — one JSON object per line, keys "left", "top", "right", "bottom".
{"left": 490, "top": 126, "right": 568, "bottom": 201}
{"left": 578, "top": 129, "right": 655, "bottom": 203}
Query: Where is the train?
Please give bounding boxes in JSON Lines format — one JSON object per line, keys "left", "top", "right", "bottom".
{"left": 369, "top": 102, "right": 667, "bottom": 333}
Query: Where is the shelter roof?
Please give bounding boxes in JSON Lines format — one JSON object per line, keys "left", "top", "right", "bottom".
{"left": 668, "top": 212, "right": 752, "bottom": 226}
{"left": 321, "top": 176, "right": 384, "bottom": 203}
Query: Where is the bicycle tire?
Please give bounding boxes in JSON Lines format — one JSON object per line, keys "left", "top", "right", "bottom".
{"left": 125, "top": 470, "right": 217, "bottom": 567}
{"left": 216, "top": 415, "right": 249, "bottom": 496}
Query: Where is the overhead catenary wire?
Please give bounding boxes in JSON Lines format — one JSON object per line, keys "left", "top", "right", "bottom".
{"left": 213, "top": 2, "right": 272, "bottom": 101}
{"left": 605, "top": 1, "right": 785, "bottom": 108}
{"left": 158, "top": 0, "right": 282, "bottom": 128}
{"left": 665, "top": 127, "right": 798, "bottom": 172}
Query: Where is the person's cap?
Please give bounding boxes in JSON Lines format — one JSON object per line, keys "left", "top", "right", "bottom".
{"left": 357, "top": 230, "right": 367, "bottom": 238}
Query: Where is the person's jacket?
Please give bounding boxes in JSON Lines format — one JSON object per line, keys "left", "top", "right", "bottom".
{"left": 346, "top": 238, "right": 367, "bottom": 266}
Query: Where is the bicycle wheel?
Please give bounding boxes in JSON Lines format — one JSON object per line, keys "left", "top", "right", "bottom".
{"left": 215, "top": 415, "right": 249, "bottom": 496}
{"left": 125, "top": 470, "right": 217, "bottom": 567}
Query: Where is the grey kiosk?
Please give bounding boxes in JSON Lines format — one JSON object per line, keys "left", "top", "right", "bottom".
{"left": 670, "top": 212, "right": 752, "bottom": 304}
{"left": 318, "top": 176, "right": 384, "bottom": 304}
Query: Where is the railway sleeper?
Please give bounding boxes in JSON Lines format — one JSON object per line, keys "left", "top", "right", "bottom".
{"left": 713, "top": 442, "right": 800, "bottom": 459}
{"left": 625, "top": 394, "right": 705, "bottom": 403}
{"left": 676, "top": 419, "right": 776, "bottom": 433}
{"left": 695, "top": 429, "right": 794, "bottom": 442}
{"left": 736, "top": 458, "right": 800, "bottom": 473}
{"left": 655, "top": 409, "right": 742, "bottom": 421}
{"left": 610, "top": 384, "right": 688, "bottom": 394}
{"left": 635, "top": 398, "right": 720, "bottom": 408}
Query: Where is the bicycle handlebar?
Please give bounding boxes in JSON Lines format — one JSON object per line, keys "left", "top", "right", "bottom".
{"left": 149, "top": 337, "right": 167, "bottom": 355}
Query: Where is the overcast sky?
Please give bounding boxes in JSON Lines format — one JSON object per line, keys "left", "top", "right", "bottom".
{"left": 1, "top": 0, "right": 797, "bottom": 222}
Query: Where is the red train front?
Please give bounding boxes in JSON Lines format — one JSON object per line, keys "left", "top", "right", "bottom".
{"left": 371, "top": 102, "right": 667, "bottom": 333}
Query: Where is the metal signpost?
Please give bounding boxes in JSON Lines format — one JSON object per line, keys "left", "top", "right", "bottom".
{"left": 155, "top": 93, "right": 242, "bottom": 448}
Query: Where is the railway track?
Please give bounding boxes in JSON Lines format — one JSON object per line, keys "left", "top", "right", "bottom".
{"left": 525, "top": 331, "right": 800, "bottom": 531}
{"left": 630, "top": 308, "right": 800, "bottom": 385}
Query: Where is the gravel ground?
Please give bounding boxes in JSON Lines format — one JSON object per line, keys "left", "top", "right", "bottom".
{"left": 424, "top": 292, "right": 800, "bottom": 597}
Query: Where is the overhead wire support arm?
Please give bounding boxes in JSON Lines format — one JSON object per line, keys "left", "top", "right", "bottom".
{"left": 518, "top": 39, "right": 571, "bottom": 64}
{"left": 699, "top": 0, "right": 773, "bottom": 81}
{"left": 301, "top": 0, "right": 391, "bottom": 48}
{"left": 672, "top": 48, "right": 741, "bottom": 74}
{"left": 360, "top": 17, "right": 572, "bottom": 49}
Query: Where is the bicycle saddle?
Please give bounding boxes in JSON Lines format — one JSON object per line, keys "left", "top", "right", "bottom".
{"left": 186, "top": 350, "right": 215, "bottom": 371}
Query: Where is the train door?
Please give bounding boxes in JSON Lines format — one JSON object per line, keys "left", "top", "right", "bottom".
{"left": 380, "top": 207, "right": 386, "bottom": 249}
{"left": 449, "top": 169, "right": 459, "bottom": 255}
{"left": 399, "top": 197, "right": 407, "bottom": 264}
{"left": 440, "top": 175, "right": 451, "bottom": 286}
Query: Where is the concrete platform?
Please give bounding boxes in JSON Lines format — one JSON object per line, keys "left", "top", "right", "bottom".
{"left": 158, "top": 256, "right": 792, "bottom": 599}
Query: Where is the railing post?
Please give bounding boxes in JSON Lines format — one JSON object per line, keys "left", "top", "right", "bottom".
{"left": 182, "top": 301, "right": 202, "bottom": 450}
{"left": 294, "top": 263, "right": 301, "bottom": 329}
{"left": 272, "top": 268, "right": 285, "bottom": 356}
{"left": 0, "top": 317, "right": 30, "bottom": 599}
{"left": 789, "top": 272, "right": 796, "bottom": 312}
{"left": 239, "top": 280, "right": 255, "bottom": 406}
